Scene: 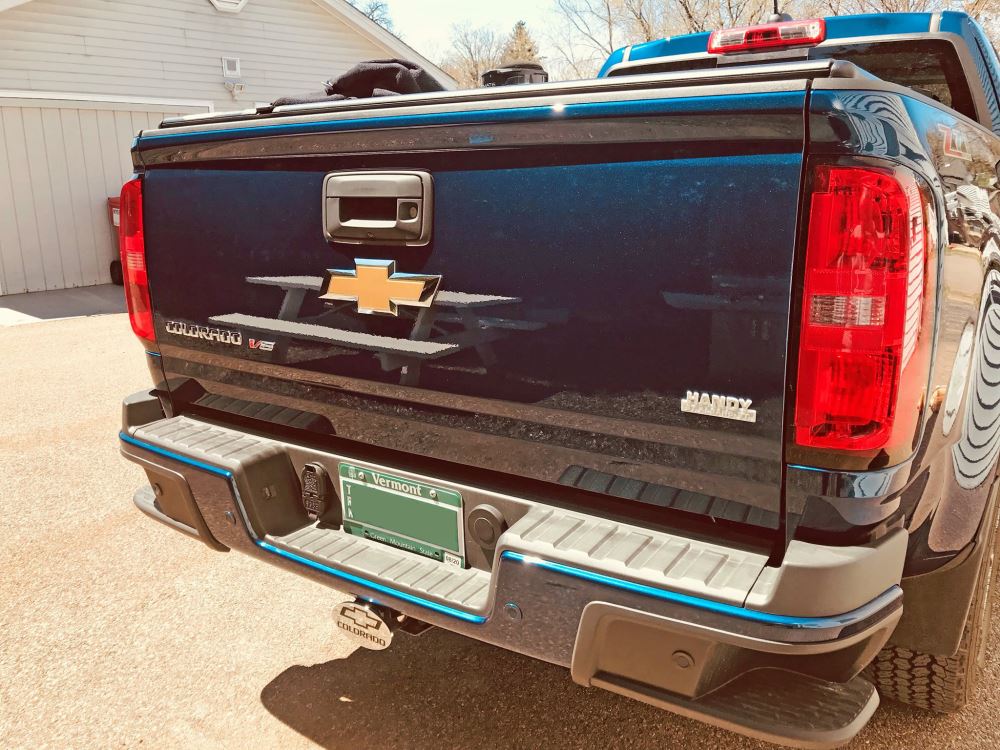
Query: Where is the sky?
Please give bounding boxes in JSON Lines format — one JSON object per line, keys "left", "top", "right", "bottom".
{"left": 385, "top": 0, "right": 558, "bottom": 62}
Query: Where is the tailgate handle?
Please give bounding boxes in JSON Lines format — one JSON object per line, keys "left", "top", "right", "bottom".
{"left": 323, "top": 171, "right": 433, "bottom": 246}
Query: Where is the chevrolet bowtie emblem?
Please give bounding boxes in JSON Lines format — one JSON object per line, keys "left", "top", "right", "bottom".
{"left": 321, "top": 259, "right": 442, "bottom": 316}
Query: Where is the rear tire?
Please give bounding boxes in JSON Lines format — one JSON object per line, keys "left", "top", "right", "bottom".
{"left": 110, "top": 259, "right": 123, "bottom": 286}
{"left": 864, "top": 501, "right": 999, "bottom": 712}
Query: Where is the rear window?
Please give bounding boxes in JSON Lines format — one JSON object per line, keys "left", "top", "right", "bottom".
{"left": 610, "top": 39, "right": 977, "bottom": 121}
{"left": 818, "top": 40, "right": 976, "bottom": 120}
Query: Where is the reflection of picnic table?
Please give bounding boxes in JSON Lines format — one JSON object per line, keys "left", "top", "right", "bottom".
{"left": 210, "top": 275, "right": 546, "bottom": 385}
{"left": 662, "top": 275, "right": 787, "bottom": 381}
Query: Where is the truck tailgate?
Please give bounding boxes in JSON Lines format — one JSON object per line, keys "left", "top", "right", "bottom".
{"left": 135, "top": 66, "right": 824, "bottom": 533}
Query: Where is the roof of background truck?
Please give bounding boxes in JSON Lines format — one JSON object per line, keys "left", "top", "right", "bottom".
{"left": 598, "top": 10, "right": 980, "bottom": 77}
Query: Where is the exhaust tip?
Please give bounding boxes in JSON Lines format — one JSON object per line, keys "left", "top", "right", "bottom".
{"left": 334, "top": 600, "right": 397, "bottom": 650}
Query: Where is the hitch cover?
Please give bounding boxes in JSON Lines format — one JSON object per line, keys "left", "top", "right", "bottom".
{"left": 334, "top": 600, "right": 396, "bottom": 650}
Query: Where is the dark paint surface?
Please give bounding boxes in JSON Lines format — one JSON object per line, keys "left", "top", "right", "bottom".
{"left": 143, "top": 101, "right": 807, "bottom": 532}
{"left": 139, "top": 62, "right": 1000, "bottom": 569}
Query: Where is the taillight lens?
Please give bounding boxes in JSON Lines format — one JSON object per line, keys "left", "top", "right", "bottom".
{"left": 708, "top": 19, "right": 825, "bottom": 55}
{"left": 794, "top": 164, "right": 931, "bottom": 453}
{"left": 119, "top": 177, "right": 154, "bottom": 341}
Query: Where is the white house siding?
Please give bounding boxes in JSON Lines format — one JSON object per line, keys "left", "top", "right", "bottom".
{"left": 0, "top": 0, "right": 397, "bottom": 111}
{"left": 0, "top": 97, "right": 208, "bottom": 294}
{"left": 0, "top": 0, "right": 418, "bottom": 294}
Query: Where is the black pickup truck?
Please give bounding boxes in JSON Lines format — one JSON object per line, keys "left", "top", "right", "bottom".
{"left": 118, "top": 11, "right": 1000, "bottom": 747}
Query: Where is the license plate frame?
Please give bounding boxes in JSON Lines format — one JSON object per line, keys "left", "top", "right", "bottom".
{"left": 338, "top": 462, "right": 465, "bottom": 567}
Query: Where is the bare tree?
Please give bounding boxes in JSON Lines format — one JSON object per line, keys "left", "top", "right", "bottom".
{"left": 552, "top": 0, "right": 625, "bottom": 58}
{"left": 546, "top": 0, "right": 626, "bottom": 79}
{"left": 347, "top": 0, "right": 394, "bottom": 32}
{"left": 439, "top": 24, "right": 505, "bottom": 89}
{"left": 622, "top": 0, "right": 671, "bottom": 41}
{"left": 965, "top": 0, "right": 1000, "bottom": 17}
{"left": 548, "top": 0, "right": 744, "bottom": 76}
{"left": 671, "top": 0, "right": 771, "bottom": 33}
{"left": 547, "top": 24, "right": 607, "bottom": 78}
{"left": 797, "top": 0, "right": 1000, "bottom": 17}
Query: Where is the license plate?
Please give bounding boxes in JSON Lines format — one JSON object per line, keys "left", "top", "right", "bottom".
{"left": 339, "top": 463, "right": 465, "bottom": 567}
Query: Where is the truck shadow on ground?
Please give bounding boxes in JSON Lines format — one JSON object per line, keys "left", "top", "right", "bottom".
{"left": 260, "top": 627, "right": 935, "bottom": 750}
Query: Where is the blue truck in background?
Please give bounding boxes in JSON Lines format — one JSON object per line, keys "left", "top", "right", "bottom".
{"left": 117, "top": 10, "right": 1000, "bottom": 747}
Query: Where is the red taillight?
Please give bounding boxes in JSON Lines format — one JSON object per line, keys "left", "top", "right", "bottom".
{"left": 119, "top": 177, "right": 154, "bottom": 341}
{"left": 708, "top": 19, "right": 825, "bottom": 55}
{"left": 794, "top": 164, "right": 931, "bottom": 453}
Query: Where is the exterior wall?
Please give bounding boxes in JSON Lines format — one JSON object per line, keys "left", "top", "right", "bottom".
{"left": 0, "top": 0, "right": 396, "bottom": 112}
{"left": 0, "top": 0, "right": 428, "bottom": 295}
{"left": 0, "top": 96, "right": 209, "bottom": 294}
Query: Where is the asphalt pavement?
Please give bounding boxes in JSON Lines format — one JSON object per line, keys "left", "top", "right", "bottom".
{"left": 2, "top": 312, "right": 999, "bottom": 749}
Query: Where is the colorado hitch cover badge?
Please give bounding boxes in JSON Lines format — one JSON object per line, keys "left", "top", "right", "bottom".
{"left": 334, "top": 601, "right": 394, "bottom": 650}
{"left": 681, "top": 391, "right": 757, "bottom": 423}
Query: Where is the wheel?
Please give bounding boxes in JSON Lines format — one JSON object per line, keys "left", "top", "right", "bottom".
{"left": 864, "top": 497, "right": 999, "bottom": 712}
{"left": 109, "top": 259, "right": 124, "bottom": 286}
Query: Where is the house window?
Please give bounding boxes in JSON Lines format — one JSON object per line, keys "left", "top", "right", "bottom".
{"left": 208, "top": 0, "right": 248, "bottom": 12}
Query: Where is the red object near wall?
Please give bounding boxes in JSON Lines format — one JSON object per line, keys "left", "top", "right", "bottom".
{"left": 108, "top": 196, "right": 121, "bottom": 230}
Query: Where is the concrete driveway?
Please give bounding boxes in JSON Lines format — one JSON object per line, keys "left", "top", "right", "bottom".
{"left": 2, "top": 312, "right": 999, "bottom": 749}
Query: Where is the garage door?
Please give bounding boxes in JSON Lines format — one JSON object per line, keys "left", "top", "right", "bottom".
{"left": 0, "top": 94, "right": 211, "bottom": 295}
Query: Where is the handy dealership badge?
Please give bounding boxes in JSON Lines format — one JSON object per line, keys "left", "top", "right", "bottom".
{"left": 681, "top": 391, "right": 757, "bottom": 423}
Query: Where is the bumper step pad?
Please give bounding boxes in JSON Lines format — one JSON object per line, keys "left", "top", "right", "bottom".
{"left": 594, "top": 669, "right": 878, "bottom": 750}
{"left": 503, "top": 505, "right": 768, "bottom": 605}
{"left": 268, "top": 523, "right": 492, "bottom": 614}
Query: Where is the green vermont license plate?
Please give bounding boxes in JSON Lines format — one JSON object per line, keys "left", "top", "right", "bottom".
{"left": 339, "top": 463, "right": 465, "bottom": 567}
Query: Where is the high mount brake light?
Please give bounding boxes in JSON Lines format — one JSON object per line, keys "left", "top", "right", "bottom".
{"left": 119, "top": 177, "right": 154, "bottom": 341}
{"left": 794, "top": 164, "right": 932, "bottom": 453}
{"left": 708, "top": 19, "right": 825, "bottom": 55}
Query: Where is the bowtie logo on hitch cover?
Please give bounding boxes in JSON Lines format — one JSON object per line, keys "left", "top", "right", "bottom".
{"left": 334, "top": 600, "right": 397, "bottom": 650}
